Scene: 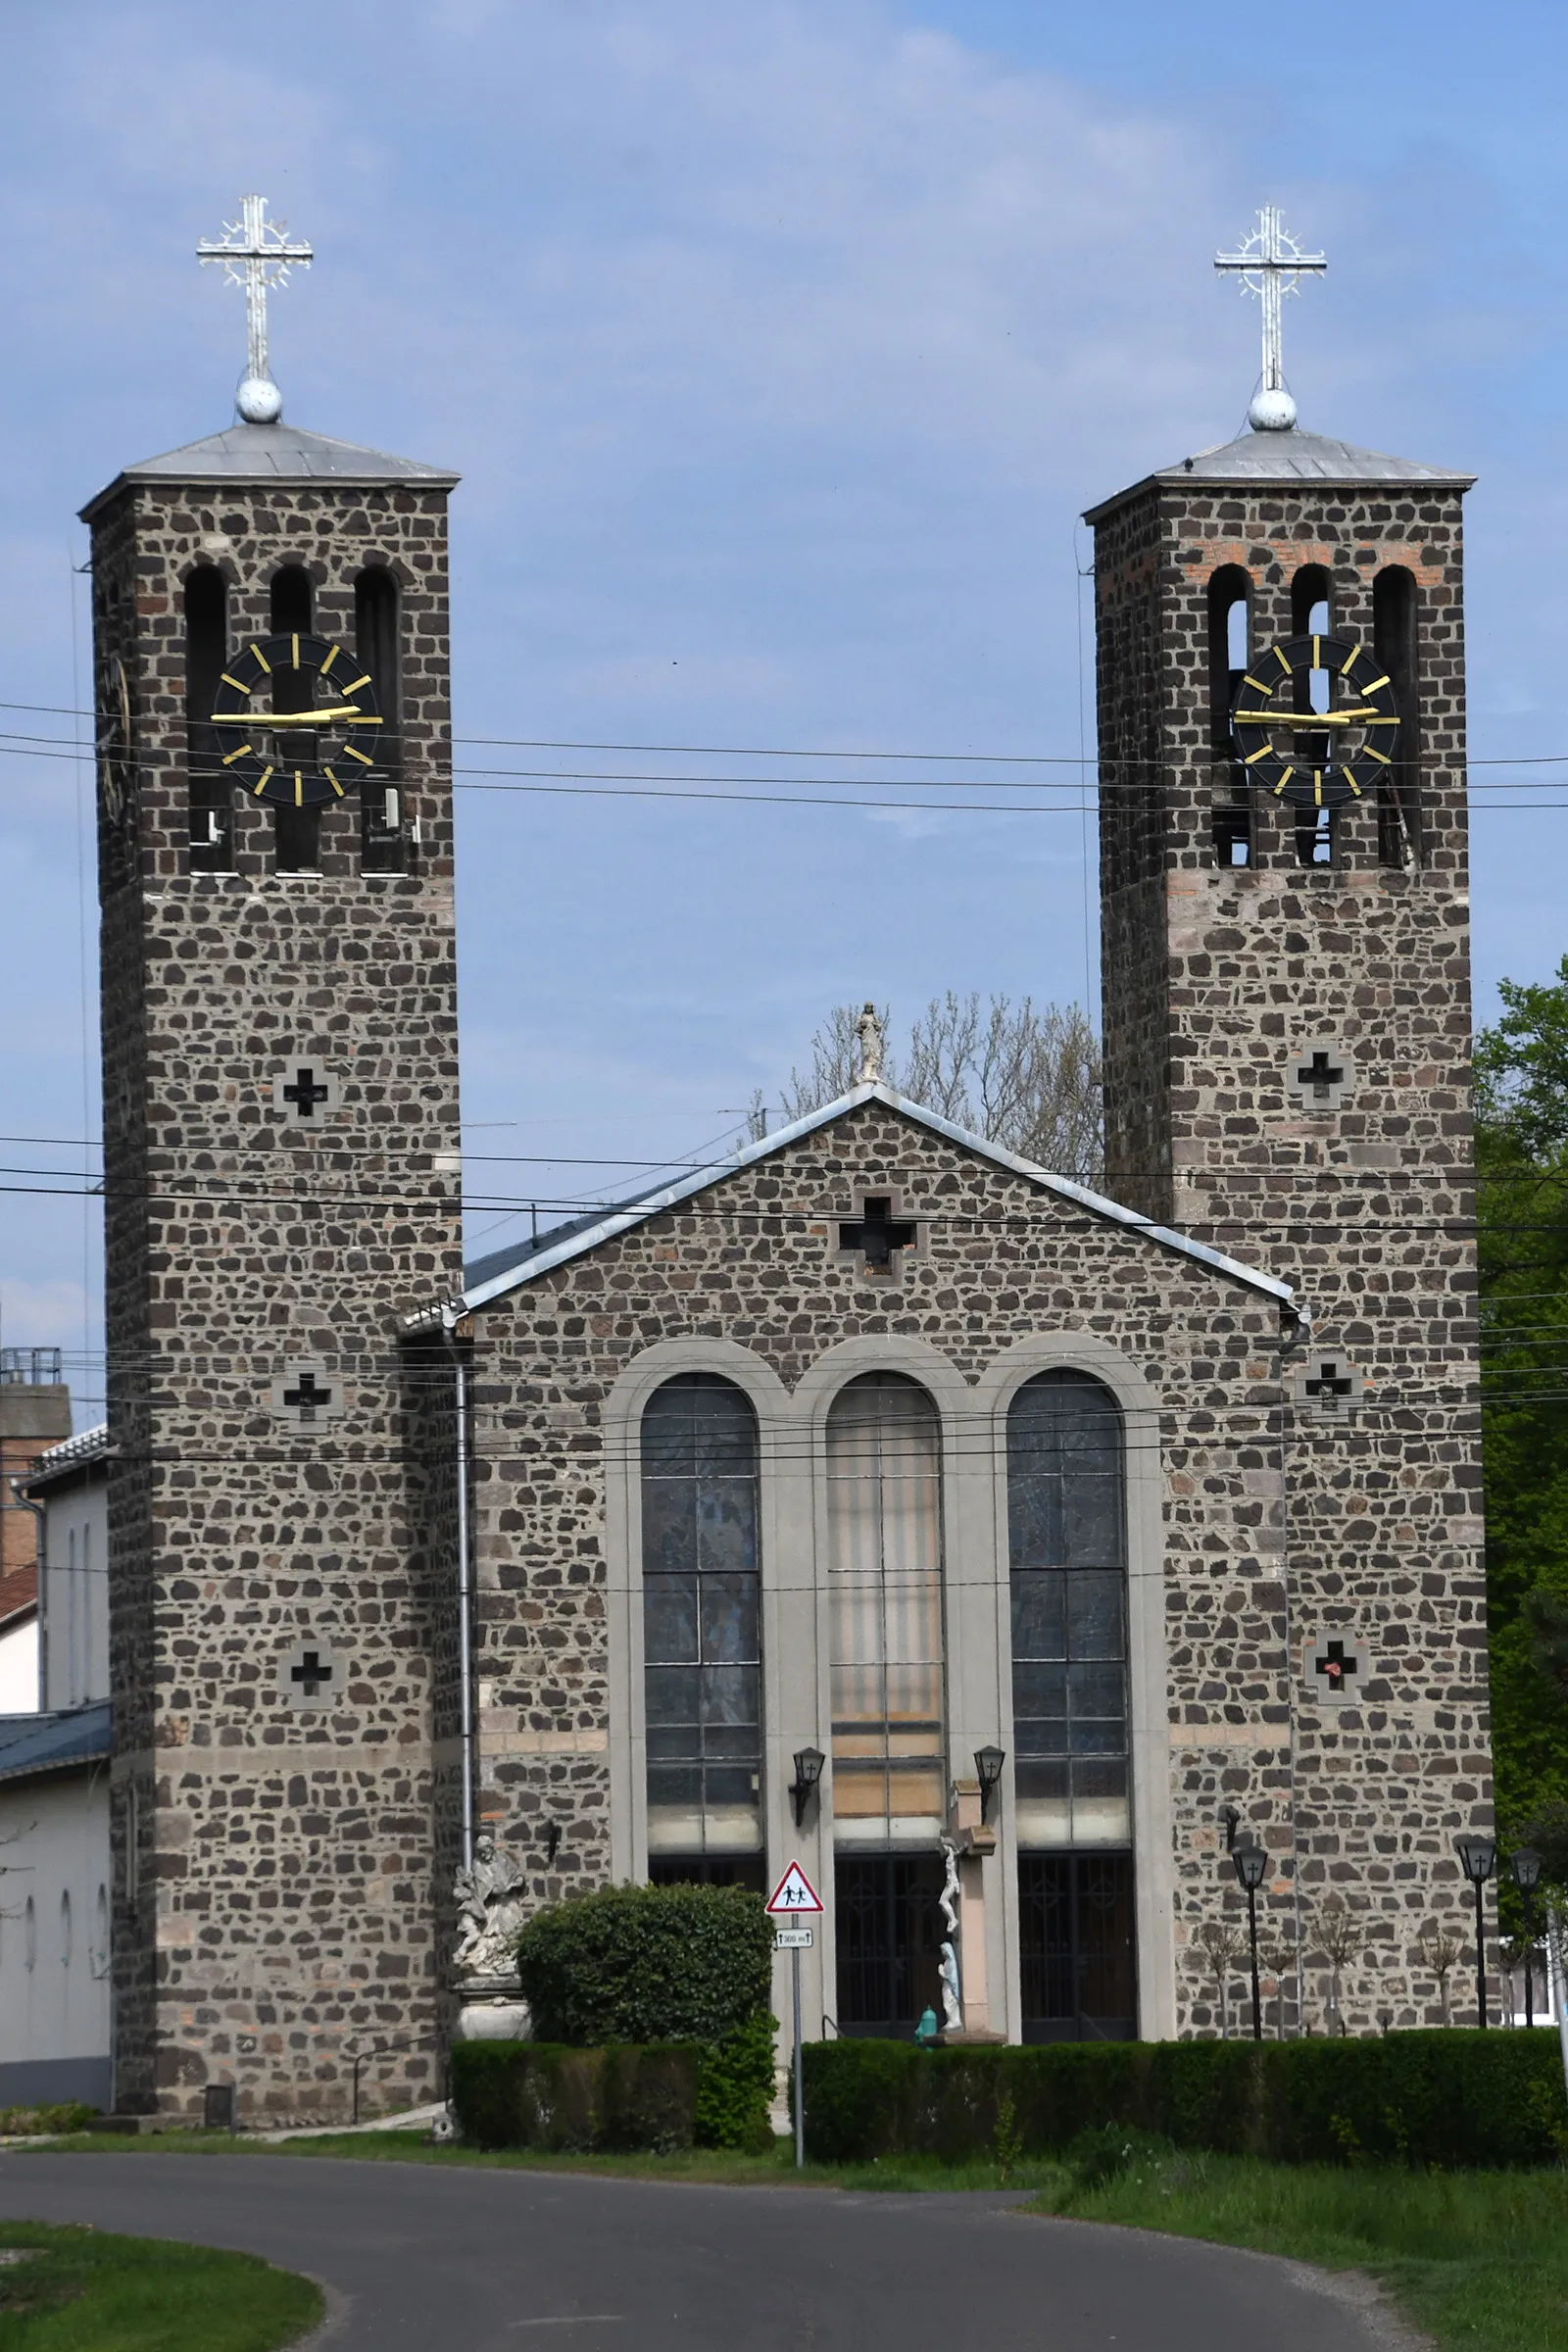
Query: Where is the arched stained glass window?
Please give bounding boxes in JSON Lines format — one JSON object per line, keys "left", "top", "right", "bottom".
{"left": 827, "top": 1373, "right": 945, "bottom": 1845}
{"left": 1007, "top": 1370, "right": 1128, "bottom": 1847}
{"left": 641, "top": 1374, "right": 761, "bottom": 1862}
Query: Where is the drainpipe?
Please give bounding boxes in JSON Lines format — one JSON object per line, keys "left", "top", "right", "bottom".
{"left": 10, "top": 1480, "right": 48, "bottom": 1711}
{"left": 440, "top": 1301, "right": 476, "bottom": 1872}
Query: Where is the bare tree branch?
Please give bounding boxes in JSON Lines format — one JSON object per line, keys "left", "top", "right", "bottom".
{"left": 776, "top": 995, "right": 1103, "bottom": 1182}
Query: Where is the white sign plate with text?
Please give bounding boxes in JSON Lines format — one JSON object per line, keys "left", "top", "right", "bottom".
{"left": 774, "top": 1926, "right": 813, "bottom": 1949}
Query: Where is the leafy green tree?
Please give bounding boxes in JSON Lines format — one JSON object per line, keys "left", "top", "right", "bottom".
{"left": 1476, "top": 956, "right": 1568, "bottom": 1864}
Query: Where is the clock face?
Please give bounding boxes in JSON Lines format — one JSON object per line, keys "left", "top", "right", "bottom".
{"left": 1231, "top": 634, "right": 1399, "bottom": 811}
{"left": 97, "top": 655, "right": 133, "bottom": 827}
{"left": 210, "top": 633, "right": 383, "bottom": 808}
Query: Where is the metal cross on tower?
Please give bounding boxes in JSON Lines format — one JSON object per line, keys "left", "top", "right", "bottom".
{"left": 1214, "top": 206, "right": 1326, "bottom": 435}
{"left": 197, "top": 194, "right": 314, "bottom": 426}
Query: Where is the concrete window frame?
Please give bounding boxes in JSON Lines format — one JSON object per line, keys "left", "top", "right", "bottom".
{"left": 604, "top": 1328, "right": 1174, "bottom": 2047}
{"left": 831, "top": 1187, "right": 926, "bottom": 1274}
{"left": 784, "top": 1335, "right": 977, "bottom": 2040}
{"left": 603, "top": 1340, "right": 795, "bottom": 1893}
{"left": 971, "top": 1334, "right": 1176, "bottom": 2044}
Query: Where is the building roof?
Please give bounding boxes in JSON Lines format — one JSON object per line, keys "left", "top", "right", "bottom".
{"left": 80, "top": 419, "right": 460, "bottom": 520}
{"left": 0, "top": 1702, "right": 110, "bottom": 1788}
{"left": 21, "top": 1421, "right": 111, "bottom": 1494}
{"left": 0, "top": 1580, "right": 36, "bottom": 1635}
{"left": 1083, "top": 424, "right": 1474, "bottom": 523}
{"left": 456, "top": 1081, "right": 1296, "bottom": 1314}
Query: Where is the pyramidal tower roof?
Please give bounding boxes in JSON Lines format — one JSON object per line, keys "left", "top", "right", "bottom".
{"left": 1083, "top": 424, "right": 1473, "bottom": 525}
{"left": 1087, "top": 206, "right": 1474, "bottom": 522}
{"left": 80, "top": 419, "right": 459, "bottom": 521}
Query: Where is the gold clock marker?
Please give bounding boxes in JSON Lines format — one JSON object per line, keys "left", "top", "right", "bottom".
{"left": 1230, "top": 627, "right": 1399, "bottom": 814}
{"left": 211, "top": 630, "right": 383, "bottom": 808}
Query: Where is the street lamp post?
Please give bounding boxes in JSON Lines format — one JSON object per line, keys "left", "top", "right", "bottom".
{"left": 1511, "top": 1847, "right": 1544, "bottom": 2031}
{"left": 1456, "top": 1835, "right": 1497, "bottom": 2029}
{"left": 1232, "top": 1840, "right": 1267, "bottom": 2043}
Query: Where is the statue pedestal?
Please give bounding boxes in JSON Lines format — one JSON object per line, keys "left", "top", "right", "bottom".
{"left": 938, "top": 2028, "right": 1006, "bottom": 2046}
{"left": 454, "top": 1979, "right": 531, "bottom": 2042}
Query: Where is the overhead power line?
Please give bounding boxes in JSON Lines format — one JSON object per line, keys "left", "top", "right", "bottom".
{"left": 7, "top": 694, "right": 1568, "bottom": 770}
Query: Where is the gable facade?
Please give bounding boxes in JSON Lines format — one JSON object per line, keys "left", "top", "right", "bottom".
{"left": 443, "top": 1095, "right": 1299, "bottom": 2043}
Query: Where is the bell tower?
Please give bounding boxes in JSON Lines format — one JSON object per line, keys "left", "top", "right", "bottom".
{"left": 86, "top": 199, "right": 465, "bottom": 2120}
{"left": 1085, "top": 215, "right": 1493, "bottom": 2025}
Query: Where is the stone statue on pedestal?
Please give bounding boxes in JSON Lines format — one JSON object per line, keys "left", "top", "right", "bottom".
{"left": 856, "top": 1003, "right": 885, "bottom": 1086}
{"left": 938, "top": 1837, "right": 962, "bottom": 2031}
{"left": 454, "top": 1833, "right": 527, "bottom": 1980}
{"left": 938, "top": 1939, "right": 962, "bottom": 2034}
{"left": 452, "top": 1833, "right": 531, "bottom": 2042}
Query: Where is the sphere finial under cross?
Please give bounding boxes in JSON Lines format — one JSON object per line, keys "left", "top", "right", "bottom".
{"left": 197, "top": 195, "right": 313, "bottom": 427}
{"left": 1216, "top": 207, "right": 1326, "bottom": 435}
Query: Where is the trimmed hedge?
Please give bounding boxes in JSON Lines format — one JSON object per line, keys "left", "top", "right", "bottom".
{"left": 803, "top": 2032, "right": 1568, "bottom": 2171}
{"left": 451, "top": 2028, "right": 774, "bottom": 2154}
{"left": 512, "top": 1882, "right": 772, "bottom": 2045}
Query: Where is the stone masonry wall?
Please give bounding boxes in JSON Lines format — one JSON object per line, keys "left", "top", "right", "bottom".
{"left": 1092, "top": 468, "right": 1491, "bottom": 2025}
{"left": 464, "top": 1099, "right": 1486, "bottom": 2034}
{"left": 92, "top": 469, "right": 465, "bottom": 2121}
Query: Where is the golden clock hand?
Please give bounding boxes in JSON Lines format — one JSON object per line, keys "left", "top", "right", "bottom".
{"left": 213, "top": 704, "right": 372, "bottom": 726}
{"left": 1232, "top": 706, "right": 1387, "bottom": 727}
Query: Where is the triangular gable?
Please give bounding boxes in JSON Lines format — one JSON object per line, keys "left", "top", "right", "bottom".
{"left": 460, "top": 1082, "right": 1294, "bottom": 1313}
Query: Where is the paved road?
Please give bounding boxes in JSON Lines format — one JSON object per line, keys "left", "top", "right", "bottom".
{"left": 0, "top": 2152, "right": 1389, "bottom": 2351}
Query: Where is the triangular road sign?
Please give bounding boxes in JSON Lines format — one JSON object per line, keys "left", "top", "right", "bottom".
{"left": 765, "top": 1859, "right": 823, "bottom": 1916}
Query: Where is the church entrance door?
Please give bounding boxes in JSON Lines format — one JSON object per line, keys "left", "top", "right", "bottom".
{"left": 834, "top": 1854, "right": 944, "bottom": 2036}
{"left": 1018, "top": 1851, "right": 1136, "bottom": 2041}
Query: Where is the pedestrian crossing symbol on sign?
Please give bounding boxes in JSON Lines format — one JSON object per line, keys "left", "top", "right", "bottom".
{"left": 765, "top": 1859, "right": 823, "bottom": 1916}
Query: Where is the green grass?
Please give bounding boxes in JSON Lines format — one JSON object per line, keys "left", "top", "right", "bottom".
{"left": 43, "top": 2126, "right": 1063, "bottom": 2192}
{"left": 0, "top": 2218, "right": 320, "bottom": 2350}
{"left": 1029, "top": 2145, "right": 1568, "bottom": 2352}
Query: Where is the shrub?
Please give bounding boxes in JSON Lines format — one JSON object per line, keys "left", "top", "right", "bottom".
{"left": 452, "top": 2040, "right": 700, "bottom": 2153}
{"left": 513, "top": 1882, "right": 772, "bottom": 2046}
{"left": 451, "top": 2031, "right": 775, "bottom": 2154}
{"left": 0, "top": 2101, "right": 98, "bottom": 2136}
{"left": 801, "top": 2032, "right": 1568, "bottom": 2171}
{"left": 693, "top": 2013, "right": 778, "bottom": 2152}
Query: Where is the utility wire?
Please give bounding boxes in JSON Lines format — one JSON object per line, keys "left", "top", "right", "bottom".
{"left": 8, "top": 694, "right": 1568, "bottom": 770}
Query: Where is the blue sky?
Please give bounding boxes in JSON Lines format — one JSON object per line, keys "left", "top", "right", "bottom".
{"left": 2, "top": 0, "right": 1565, "bottom": 1408}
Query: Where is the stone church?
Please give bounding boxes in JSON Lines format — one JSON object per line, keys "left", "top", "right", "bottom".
{"left": 85, "top": 244, "right": 1490, "bottom": 2121}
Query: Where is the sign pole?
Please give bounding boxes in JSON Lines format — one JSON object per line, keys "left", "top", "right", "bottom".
{"left": 765, "top": 1857, "right": 824, "bottom": 2175}
{"left": 792, "top": 1942, "right": 804, "bottom": 2170}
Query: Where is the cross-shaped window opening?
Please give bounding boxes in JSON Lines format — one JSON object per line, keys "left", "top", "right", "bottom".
{"left": 837, "top": 1196, "right": 916, "bottom": 1270}
{"left": 1303, "top": 1359, "right": 1353, "bottom": 1401}
{"left": 283, "top": 1065, "right": 330, "bottom": 1118}
{"left": 290, "top": 1649, "right": 333, "bottom": 1697}
{"left": 1313, "top": 1639, "right": 1359, "bottom": 1690}
{"left": 283, "top": 1369, "right": 332, "bottom": 1421}
{"left": 1296, "top": 1049, "right": 1344, "bottom": 1100}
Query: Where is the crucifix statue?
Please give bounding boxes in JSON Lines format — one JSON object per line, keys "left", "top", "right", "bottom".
{"left": 1214, "top": 206, "right": 1326, "bottom": 435}
{"left": 197, "top": 194, "right": 314, "bottom": 425}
